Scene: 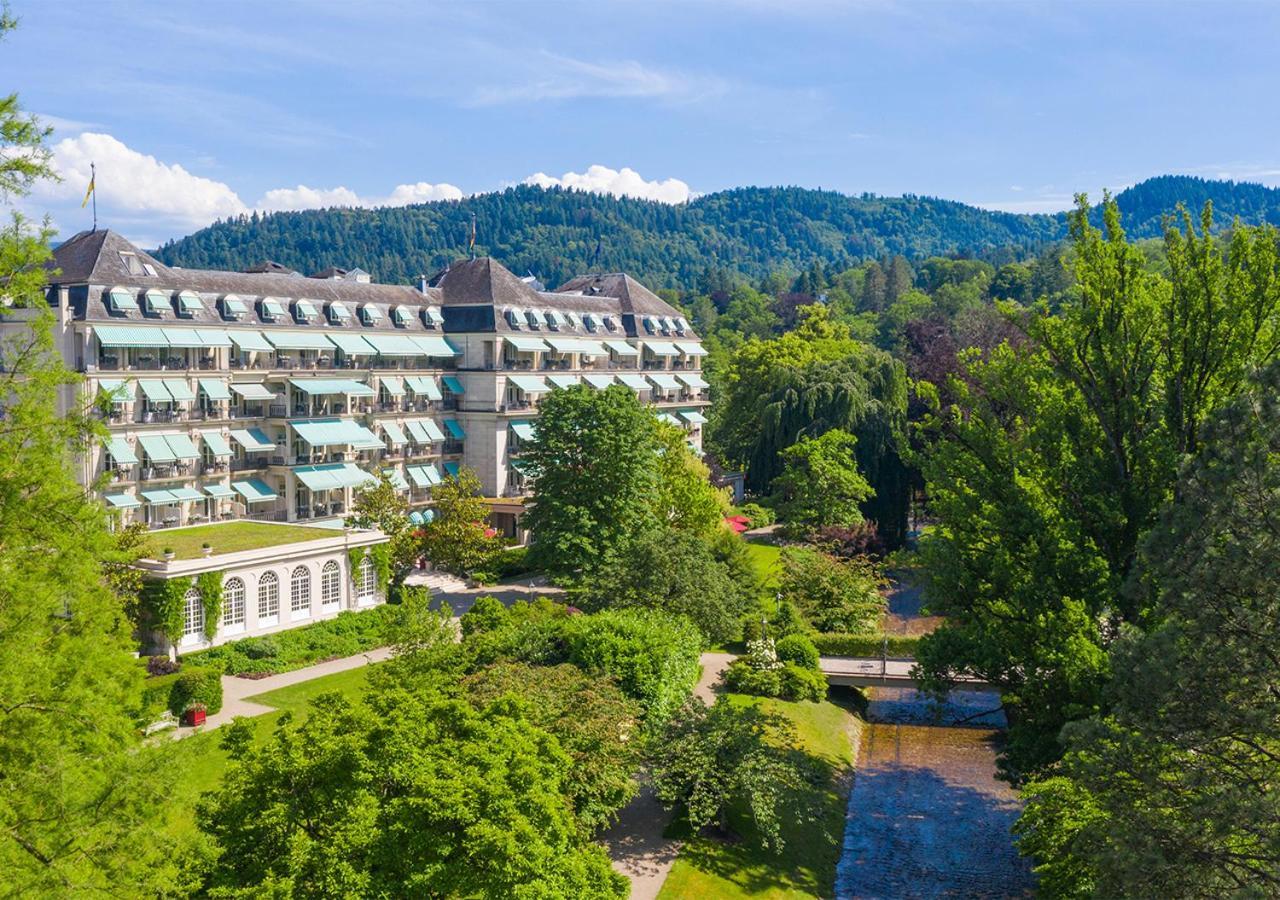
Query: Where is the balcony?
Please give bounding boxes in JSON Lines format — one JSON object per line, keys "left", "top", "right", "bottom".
{"left": 230, "top": 457, "right": 267, "bottom": 472}
{"left": 140, "top": 463, "right": 194, "bottom": 481}
{"left": 442, "top": 440, "right": 464, "bottom": 456}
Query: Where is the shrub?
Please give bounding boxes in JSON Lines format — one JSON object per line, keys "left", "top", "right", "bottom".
{"left": 738, "top": 502, "right": 776, "bottom": 529}
{"left": 777, "top": 663, "right": 827, "bottom": 702}
{"left": 493, "top": 545, "right": 535, "bottom": 580}
{"left": 562, "top": 608, "right": 701, "bottom": 727}
{"left": 812, "top": 522, "right": 886, "bottom": 559}
{"left": 811, "top": 632, "right": 921, "bottom": 658}
{"left": 186, "top": 606, "right": 395, "bottom": 676}
{"left": 139, "top": 672, "right": 183, "bottom": 722}
{"left": 462, "top": 598, "right": 572, "bottom": 669}
{"left": 168, "top": 666, "right": 223, "bottom": 715}
{"left": 459, "top": 595, "right": 507, "bottom": 637}
{"left": 779, "top": 547, "right": 885, "bottom": 634}
{"left": 723, "top": 659, "right": 826, "bottom": 702}
{"left": 742, "top": 598, "right": 810, "bottom": 643}
{"left": 775, "top": 633, "right": 820, "bottom": 670}
{"left": 145, "top": 655, "right": 181, "bottom": 676}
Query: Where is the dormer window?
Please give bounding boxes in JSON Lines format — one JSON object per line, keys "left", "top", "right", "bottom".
{"left": 602, "top": 315, "right": 618, "bottom": 332}
{"left": 564, "top": 311, "right": 579, "bottom": 330}
{"left": 221, "top": 295, "right": 247, "bottom": 319}
{"left": 546, "top": 309, "right": 566, "bottom": 330}
{"left": 261, "top": 297, "right": 286, "bottom": 320}
{"left": 360, "top": 304, "right": 383, "bottom": 324}
{"left": 177, "top": 291, "right": 203, "bottom": 316}
{"left": 582, "top": 313, "right": 598, "bottom": 332}
{"left": 505, "top": 308, "right": 523, "bottom": 330}
{"left": 328, "top": 301, "right": 352, "bottom": 322}
{"left": 106, "top": 286, "right": 138, "bottom": 312}
{"left": 642, "top": 316, "right": 657, "bottom": 334}
{"left": 675, "top": 317, "right": 689, "bottom": 334}
{"left": 424, "top": 306, "right": 445, "bottom": 328}
{"left": 119, "top": 252, "right": 146, "bottom": 276}
{"left": 143, "top": 289, "right": 170, "bottom": 314}
{"left": 524, "top": 310, "right": 542, "bottom": 329}
{"left": 660, "top": 316, "right": 676, "bottom": 333}
{"left": 294, "top": 299, "right": 319, "bottom": 321}
{"left": 393, "top": 305, "right": 414, "bottom": 326}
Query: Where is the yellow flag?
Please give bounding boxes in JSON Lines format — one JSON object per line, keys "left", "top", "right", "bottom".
{"left": 81, "top": 173, "right": 95, "bottom": 208}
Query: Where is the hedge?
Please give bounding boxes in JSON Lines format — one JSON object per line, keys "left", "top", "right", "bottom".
{"left": 723, "top": 659, "right": 827, "bottom": 702}
{"left": 184, "top": 606, "right": 395, "bottom": 676}
{"left": 139, "top": 665, "right": 224, "bottom": 721}
{"left": 811, "top": 632, "right": 921, "bottom": 659}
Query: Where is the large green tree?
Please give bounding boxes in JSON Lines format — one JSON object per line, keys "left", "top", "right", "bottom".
{"left": 522, "top": 385, "right": 660, "bottom": 583}
{"left": 0, "top": 18, "right": 181, "bottom": 895}
{"left": 772, "top": 428, "right": 873, "bottom": 535}
{"left": 709, "top": 305, "right": 910, "bottom": 547}
{"left": 199, "top": 690, "right": 626, "bottom": 898}
{"left": 1016, "top": 363, "right": 1280, "bottom": 896}
{"left": 916, "top": 196, "right": 1280, "bottom": 777}
{"left": 417, "top": 465, "right": 504, "bottom": 577}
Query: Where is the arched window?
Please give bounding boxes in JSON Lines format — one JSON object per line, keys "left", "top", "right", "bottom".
{"left": 290, "top": 565, "right": 311, "bottom": 616}
{"left": 258, "top": 571, "right": 279, "bottom": 621}
{"left": 182, "top": 587, "right": 203, "bottom": 639}
{"left": 223, "top": 577, "right": 246, "bottom": 627}
{"left": 356, "top": 555, "right": 376, "bottom": 603}
{"left": 321, "top": 560, "right": 341, "bottom": 607}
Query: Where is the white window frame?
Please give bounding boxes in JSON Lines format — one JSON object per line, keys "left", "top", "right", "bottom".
{"left": 321, "top": 560, "right": 342, "bottom": 608}
{"left": 258, "top": 571, "right": 279, "bottom": 626}
{"left": 356, "top": 555, "right": 377, "bottom": 605}
{"left": 222, "top": 577, "right": 246, "bottom": 634}
{"left": 290, "top": 565, "right": 312, "bottom": 619}
{"left": 182, "top": 587, "right": 204, "bottom": 644}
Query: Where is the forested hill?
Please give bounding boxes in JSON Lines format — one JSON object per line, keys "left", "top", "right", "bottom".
{"left": 154, "top": 176, "right": 1280, "bottom": 289}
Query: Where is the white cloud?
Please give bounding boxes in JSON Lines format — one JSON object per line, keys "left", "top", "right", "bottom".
{"left": 523, "top": 164, "right": 692, "bottom": 204}
{"left": 43, "top": 132, "right": 248, "bottom": 226}
{"left": 468, "top": 52, "right": 725, "bottom": 107}
{"left": 255, "top": 180, "right": 464, "bottom": 212}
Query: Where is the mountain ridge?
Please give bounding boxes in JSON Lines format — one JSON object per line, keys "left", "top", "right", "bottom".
{"left": 154, "top": 175, "right": 1280, "bottom": 290}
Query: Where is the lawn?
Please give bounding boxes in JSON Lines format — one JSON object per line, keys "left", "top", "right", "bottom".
{"left": 146, "top": 521, "right": 341, "bottom": 560}
{"left": 658, "top": 691, "right": 863, "bottom": 899}
{"left": 745, "top": 537, "right": 782, "bottom": 590}
{"left": 160, "top": 665, "right": 375, "bottom": 838}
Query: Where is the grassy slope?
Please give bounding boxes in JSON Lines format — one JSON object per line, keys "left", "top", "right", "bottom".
{"left": 658, "top": 692, "right": 862, "bottom": 899}
{"left": 161, "top": 666, "right": 374, "bottom": 838}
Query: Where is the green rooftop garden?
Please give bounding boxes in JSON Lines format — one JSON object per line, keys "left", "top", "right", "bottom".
{"left": 145, "top": 521, "right": 341, "bottom": 560}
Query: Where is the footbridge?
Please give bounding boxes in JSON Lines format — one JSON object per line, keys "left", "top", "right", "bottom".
{"left": 819, "top": 656, "right": 998, "bottom": 694}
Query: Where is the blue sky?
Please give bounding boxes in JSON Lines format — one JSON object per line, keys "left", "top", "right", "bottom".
{"left": 4, "top": 0, "right": 1278, "bottom": 247}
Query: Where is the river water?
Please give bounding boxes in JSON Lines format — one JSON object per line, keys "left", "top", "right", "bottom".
{"left": 833, "top": 686, "right": 1035, "bottom": 899}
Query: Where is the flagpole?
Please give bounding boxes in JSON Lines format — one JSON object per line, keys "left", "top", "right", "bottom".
{"left": 91, "top": 161, "right": 97, "bottom": 232}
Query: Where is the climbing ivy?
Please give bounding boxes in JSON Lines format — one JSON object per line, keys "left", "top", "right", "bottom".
{"left": 142, "top": 576, "right": 193, "bottom": 641}
{"left": 348, "top": 545, "right": 393, "bottom": 597}
{"left": 196, "top": 571, "right": 224, "bottom": 639}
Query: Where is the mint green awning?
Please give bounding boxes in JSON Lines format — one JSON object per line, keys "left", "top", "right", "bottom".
{"left": 140, "top": 489, "right": 177, "bottom": 504}
{"left": 644, "top": 340, "right": 680, "bottom": 356}
{"left": 443, "top": 461, "right": 460, "bottom": 478}
{"left": 229, "top": 382, "right": 276, "bottom": 401}
{"left": 262, "top": 330, "right": 335, "bottom": 351}
{"left": 107, "top": 286, "right": 138, "bottom": 310}
{"left": 605, "top": 339, "right": 639, "bottom": 357}
{"left": 647, "top": 373, "right": 682, "bottom": 391}
{"left": 676, "top": 373, "right": 709, "bottom": 390}
{"left": 546, "top": 337, "right": 601, "bottom": 354}
{"left": 406, "top": 464, "right": 442, "bottom": 488}
{"left": 105, "top": 436, "right": 137, "bottom": 463}
{"left": 505, "top": 335, "right": 550, "bottom": 353}
{"left": 679, "top": 409, "right": 708, "bottom": 424}
{"left": 200, "top": 379, "right": 232, "bottom": 401}
{"left": 144, "top": 289, "right": 170, "bottom": 312}
{"left": 383, "top": 468, "right": 409, "bottom": 491}
{"left": 412, "top": 335, "right": 460, "bottom": 356}
{"left": 405, "top": 419, "right": 445, "bottom": 443}
{"left": 197, "top": 328, "right": 233, "bottom": 348}
{"left": 583, "top": 373, "right": 615, "bottom": 389}
{"left": 657, "top": 413, "right": 681, "bottom": 425}
{"left": 382, "top": 422, "right": 408, "bottom": 445}
{"left": 94, "top": 324, "right": 168, "bottom": 348}
{"left": 295, "top": 300, "right": 318, "bottom": 318}
{"left": 203, "top": 483, "right": 235, "bottom": 498}
{"left": 546, "top": 374, "right": 580, "bottom": 389}
{"left": 676, "top": 343, "right": 709, "bottom": 357}
{"left": 379, "top": 376, "right": 406, "bottom": 396}
{"left": 294, "top": 462, "right": 375, "bottom": 491}
{"left": 103, "top": 492, "right": 141, "bottom": 509}
{"left": 261, "top": 298, "right": 287, "bottom": 317}
{"left": 405, "top": 376, "right": 442, "bottom": 400}
{"left": 328, "top": 301, "right": 352, "bottom": 320}
{"left": 508, "top": 374, "right": 548, "bottom": 393}
{"left": 97, "top": 379, "right": 132, "bottom": 403}
{"left": 510, "top": 421, "right": 536, "bottom": 441}
{"left": 169, "top": 487, "right": 205, "bottom": 502}
{"left": 360, "top": 304, "right": 383, "bottom": 321}
{"left": 163, "top": 379, "right": 195, "bottom": 401}
{"left": 290, "top": 418, "right": 382, "bottom": 449}
{"left": 442, "top": 376, "right": 464, "bottom": 395}
{"left": 138, "top": 434, "right": 176, "bottom": 463}
{"left": 178, "top": 291, "right": 203, "bottom": 313}
{"left": 327, "top": 333, "right": 377, "bottom": 354}
{"left": 162, "top": 328, "right": 205, "bottom": 348}
{"left": 425, "top": 306, "right": 445, "bottom": 325}
{"left": 164, "top": 433, "right": 200, "bottom": 461}
{"left": 363, "top": 333, "right": 424, "bottom": 356}
{"left": 617, "top": 373, "right": 651, "bottom": 390}
{"left": 229, "top": 428, "right": 275, "bottom": 452}
{"left": 222, "top": 295, "right": 248, "bottom": 314}
{"left": 443, "top": 419, "right": 465, "bottom": 439}
{"left": 228, "top": 330, "right": 273, "bottom": 352}
{"left": 232, "top": 478, "right": 277, "bottom": 502}
{"left": 289, "top": 378, "right": 375, "bottom": 397}
{"left": 201, "top": 430, "right": 233, "bottom": 457}
{"left": 393, "top": 306, "right": 414, "bottom": 324}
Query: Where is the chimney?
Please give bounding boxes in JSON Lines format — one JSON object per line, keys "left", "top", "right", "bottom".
{"left": 418, "top": 275, "right": 428, "bottom": 293}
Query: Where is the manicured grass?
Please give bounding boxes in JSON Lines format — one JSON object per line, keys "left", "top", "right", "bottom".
{"left": 146, "top": 521, "right": 340, "bottom": 560}
{"left": 160, "top": 665, "right": 376, "bottom": 838}
{"left": 745, "top": 537, "right": 782, "bottom": 589}
{"left": 658, "top": 691, "right": 862, "bottom": 899}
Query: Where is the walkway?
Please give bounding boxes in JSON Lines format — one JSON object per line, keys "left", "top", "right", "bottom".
{"left": 598, "top": 651, "right": 734, "bottom": 900}
{"left": 820, "top": 656, "right": 996, "bottom": 692}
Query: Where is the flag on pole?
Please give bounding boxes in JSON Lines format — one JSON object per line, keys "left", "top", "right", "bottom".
{"left": 468, "top": 212, "right": 476, "bottom": 254}
{"left": 81, "top": 168, "right": 96, "bottom": 208}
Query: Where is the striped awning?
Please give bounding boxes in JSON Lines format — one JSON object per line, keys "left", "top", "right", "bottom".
{"left": 177, "top": 291, "right": 203, "bottom": 313}
{"left": 294, "top": 300, "right": 319, "bottom": 319}
{"left": 644, "top": 341, "right": 681, "bottom": 356}
{"left": 94, "top": 324, "right": 168, "bottom": 347}
{"left": 676, "top": 343, "right": 709, "bottom": 357}
{"left": 657, "top": 413, "right": 681, "bottom": 425}
{"left": 140, "top": 489, "right": 178, "bottom": 504}
{"left": 510, "top": 421, "right": 536, "bottom": 440}
{"left": 508, "top": 374, "right": 548, "bottom": 393}
{"left": 616, "top": 373, "right": 651, "bottom": 390}
{"left": 676, "top": 373, "right": 709, "bottom": 390}
{"left": 294, "top": 462, "right": 375, "bottom": 491}
{"left": 169, "top": 487, "right": 206, "bottom": 502}
{"left": 383, "top": 468, "right": 409, "bottom": 491}
{"left": 290, "top": 418, "right": 382, "bottom": 449}
{"left": 262, "top": 330, "right": 336, "bottom": 351}
{"left": 222, "top": 295, "right": 248, "bottom": 314}
{"left": 105, "top": 436, "right": 137, "bottom": 463}
{"left": 201, "top": 430, "right": 233, "bottom": 457}
{"left": 605, "top": 340, "right": 640, "bottom": 357}
{"left": 161, "top": 327, "right": 205, "bottom": 348}
{"left": 143, "top": 289, "right": 170, "bottom": 312}
{"left": 679, "top": 409, "right": 708, "bottom": 424}
{"left": 382, "top": 422, "right": 408, "bottom": 445}
{"left": 203, "top": 483, "right": 236, "bottom": 498}
{"left": 379, "top": 375, "right": 406, "bottom": 396}
{"left": 406, "top": 419, "right": 446, "bottom": 443}
{"left": 648, "top": 373, "right": 683, "bottom": 391}
{"left": 228, "top": 330, "right": 273, "bottom": 352}
{"left": 328, "top": 301, "right": 352, "bottom": 320}
{"left": 363, "top": 333, "right": 423, "bottom": 356}
{"left": 97, "top": 379, "right": 133, "bottom": 403}
{"left": 261, "top": 298, "right": 287, "bottom": 318}
{"left": 406, "top": 464, "right": 443, "bottom": 488}
{"left": 505, "top": 335, "right": 550, "bottom": 353}
{"left": 289, "top": 378, "right": 375, "bottom": 397}
{"left": 163, "top": 379, "right": 195, "bottom": 402}
{"left": 327, "top": 333, "right": 377, "bottom": 354}
{"left": 229, "top": 382, "right": 276, "bottom": 401}
{"left": 583, "top": 373, "right": 615, "bottom": 389}
{"left": 138, "top": 434, "right": 176, "bottom": 463}
{"left": 107, "top": 287, "right": 139, "bottom": 311}
{"left": 546, "top": 337, "right": 606, "bottom": 355}
{"left": 546, "top": 374, "right": 580, "bottom": 389}
{"left": 199, "top": 379, "right": 232, "bottom": 401}
{"left": 139, "top": 380, "right": 173, "bottom": 402}
{"left": 103, "top": 492, "right": 141, "bottom": 509}
{"left": 413, "top": 335, "right": 460, "bottom": 357}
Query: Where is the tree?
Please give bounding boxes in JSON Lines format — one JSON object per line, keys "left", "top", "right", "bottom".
{"left": 463, "top": 662, "right": 642, "bottom": 833}
{"left": 778, "top": 547, "right": 884, "bottom": 634}
{"left": 523, "top": 385, "right": 660, "bottom": 583}
{"left": 349, "top": 471, "right": 416, "bottom": 585}
{"left": 654, "top": 421, "right": 731, "bottom": 537}
{"left": 416, "top": 465, "right": 503, "bottom": 577}
{"left": 585, "top": 526, "right": 754, "bottom": 645}
{"left": 1016, "top": 365, "right": 1280, "bottom": 896}
{"left": 772, "top": 428, "right": 873, "bottom": 535}
{"left": 709, "top": 305, "right": 910, "bottom": 547}
{"left": 916, "top": 196, "right": 1280, "bottom": 778}
{"left": 198, "top": 691, "right": 626, "bottom": 898}
{"left": 651, "top": 698, "right": 820, "bottom": 853}
{"left": 0, "top": 19, "right": 181, "bottom": 895}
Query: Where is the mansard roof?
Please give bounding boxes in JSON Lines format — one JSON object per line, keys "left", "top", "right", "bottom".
{"left": 554, "top": 273, "right": 677, "bottom": 317}
{"left": 434, "top": 257, "right": 545, "bottom": 308}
